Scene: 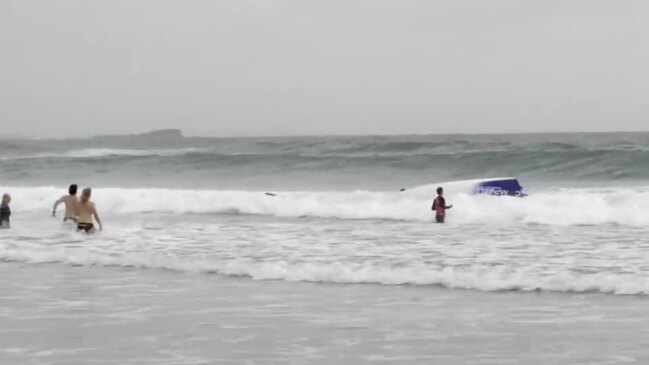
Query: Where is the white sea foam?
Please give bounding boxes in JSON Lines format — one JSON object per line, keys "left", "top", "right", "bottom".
{"left": 2, "top": 181, "right": 647, "bottom": 296}
{"left": 61, "top": 148, "right": 208, "bottom": 158}
{"left": 3, "top": 184, "right": 649, "bottom": 226}
{"left": 0, "top": 148, "right": 207, "bottom": 160}
{"left": 0, "top": 241, "right": 646, "bottom": 295}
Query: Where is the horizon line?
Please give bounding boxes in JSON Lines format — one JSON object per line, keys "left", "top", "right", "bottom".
{"left": 4, "top": 129, "right": 649, "bottom": 141}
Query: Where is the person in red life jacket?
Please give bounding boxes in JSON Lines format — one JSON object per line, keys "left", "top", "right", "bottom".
{"left": 432, "top": 187, "right": 453, "bottom": 223}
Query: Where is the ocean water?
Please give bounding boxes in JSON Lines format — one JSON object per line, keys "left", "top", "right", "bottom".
{"left": 1, "top": 132, "right": 649, "bottom": 364}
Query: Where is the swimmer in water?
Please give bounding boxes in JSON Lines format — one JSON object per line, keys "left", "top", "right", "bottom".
{"left": 76, "top": 188, "right": 103, "bottom": 233}
{"left": 431, "top": 187, "right": 453, "bottom": 223}
{"left": 0, "top": 193, "right": 11, "bottom": 229}
{"left": 53, "top": 184, "right": 79, "bottom": 223}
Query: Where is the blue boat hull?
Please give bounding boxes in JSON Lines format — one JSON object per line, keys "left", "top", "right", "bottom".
{"left": 472, "top": 178, "right": 526, "bottom": 197}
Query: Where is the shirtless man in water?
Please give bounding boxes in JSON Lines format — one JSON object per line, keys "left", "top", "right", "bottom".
{"left": 77, "top": 188, "right": 103, "bottom": 233}
{"left": 53, "top": 184, "right": 79, "bottom": 222}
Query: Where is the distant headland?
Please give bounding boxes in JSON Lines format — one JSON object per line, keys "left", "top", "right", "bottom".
{"left": 93, "top": 129, "right": 184, "bottom": 140}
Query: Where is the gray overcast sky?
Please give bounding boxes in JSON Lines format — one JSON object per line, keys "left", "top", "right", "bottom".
{"left": 1, "top": 0, "right": 648, "bottom": 138}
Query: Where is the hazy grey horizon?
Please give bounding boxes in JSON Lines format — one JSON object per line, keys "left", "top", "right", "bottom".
{"left": 2, "top": 0, "right": 649, "bottom": 138}
{"left": 6, "top": 128, "right": 649, "bottom": 141}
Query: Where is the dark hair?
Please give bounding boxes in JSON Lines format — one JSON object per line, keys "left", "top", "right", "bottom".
{"left": 69, "top": 184, "right": 78, "bottom": 195}
{"left": 436, "top": 187, "right": 443, "bottom": 194}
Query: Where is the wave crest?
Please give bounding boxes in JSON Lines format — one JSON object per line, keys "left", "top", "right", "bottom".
{"left": 0, "top": 243, "right": 646, "bottom": 295}
{"left": 5, "top": 185, "right": 649, "bottom": 226}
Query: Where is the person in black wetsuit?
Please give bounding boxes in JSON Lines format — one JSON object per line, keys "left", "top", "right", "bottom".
{"left": 431, "top": 187, "right": 453, "bottom": 223}
{"left": 0, "top": 193, "right": 11, "bottom": 228}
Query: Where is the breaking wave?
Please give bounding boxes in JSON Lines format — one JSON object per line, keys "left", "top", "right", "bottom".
{"left": 0, "top": 241, "right": 647, "bottom": 295}
{"left": 0, "top": 148, "right": 208, "bottom": 160}
{"left": 4, "top": 184, "right": 649, "bottom": 226}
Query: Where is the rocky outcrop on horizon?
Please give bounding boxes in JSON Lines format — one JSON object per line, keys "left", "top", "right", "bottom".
{"left": 93, "top": 129, "right": 184, "bottom": 140}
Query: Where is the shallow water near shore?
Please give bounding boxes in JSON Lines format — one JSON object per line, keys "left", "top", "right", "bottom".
{"left": 1, "top": 261, "right": 648, "bottom": 365}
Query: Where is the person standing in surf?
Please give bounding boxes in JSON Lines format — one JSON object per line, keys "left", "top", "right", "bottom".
{"left": 76, "top": 188, "right": 103, "bottom": 233}
{"left": 432, "top": 187, "right": 453, "bottom": 223}
{"left": 52, "top": 184, "right": 80, "bottom": 223}
{"left": 0, "top": 193, "right": 11, "bottom": 228}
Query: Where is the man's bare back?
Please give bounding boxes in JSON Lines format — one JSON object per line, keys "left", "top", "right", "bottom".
{"left": 77, "top": 188, "right": 102, "bottom": 233}
{"left": 77, "top": 201, "right": 96, "bottom": 224}
{"left": 53, "top": 184, "right": 79, "bottom": 222}
{"left": 54, "top": 195, "right": 79, "bottom": 220}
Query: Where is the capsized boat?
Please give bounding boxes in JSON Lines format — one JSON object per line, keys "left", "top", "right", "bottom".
{"left": 399, "top": 177, "right": 527, "bottom": 197}
{"left": 472, "top": 177, "right": 526, "bottom": 197}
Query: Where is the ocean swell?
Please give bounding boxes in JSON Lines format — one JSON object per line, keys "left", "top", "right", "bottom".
{"left": 1, "top": 135, "right": 649, "bottom": 183}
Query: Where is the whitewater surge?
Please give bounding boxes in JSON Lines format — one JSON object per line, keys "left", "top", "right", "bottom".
{"left": 1, "top": 235, "right": 647, "bottom": 295}
{"left": 4, "top": 184, "right": 649, "bottom": 226}
{"left": 2, "top": 134, "right": 649, "bottom": 298}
